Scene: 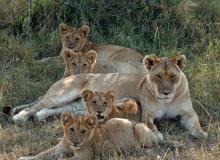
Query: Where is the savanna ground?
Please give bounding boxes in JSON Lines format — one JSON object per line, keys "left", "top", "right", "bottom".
{"left": 0, "top": 0, "right": 220, "bottom": 159}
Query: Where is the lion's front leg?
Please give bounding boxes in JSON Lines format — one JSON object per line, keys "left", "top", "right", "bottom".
{"left": 18, "top": 141, "right": 73, "bottom": 160}
{"left": 12, "top": 100, "right": 52, "bottom": 124}
{"left": 36, "top": 99, "right": 85, "bottom": 122}
{"left": 147, "top": 117, "right": 163, "bottom": 142}
{"left": 63, "top": 148, "right": 91, "bottom": 160}
{"left": 139, "top": 97, "right": 164, "bottom": 142}
{"left": 180, "top": 111, "right": 208, "bottom": 138}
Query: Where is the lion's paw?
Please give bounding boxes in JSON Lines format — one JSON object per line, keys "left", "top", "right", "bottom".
{"left": 154, "top": 131, "right": 163, "bottom": 142}
{"left": 17, "top": 157, "right": 34, "bottom": 160}
{"left": 190, "top": 129, "right": 208, "bottom": 139}
{"left": 12, "top": 110, "right": 31, "bottom": 124}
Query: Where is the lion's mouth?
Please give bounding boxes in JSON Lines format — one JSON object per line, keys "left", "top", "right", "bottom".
{"left": 97, "top": 114, "right": 104, "bottom": 119}
{"left": 157, "top": 97, "right": 173, "bottom": 103}
{"left": 157, "top": 97, "right": 171, "bottom": 99}
{"left": 70, "top": 144, "right": 82, "bottom": 150}
{"left": 68, "top": 45, "right": 75, "bottom": 49}
{"left": 68, "top": 43, "right": 77, "bottom": 49}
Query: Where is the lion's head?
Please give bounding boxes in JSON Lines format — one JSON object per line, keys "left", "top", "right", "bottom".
{"left": 81, "top": 89, "right": 116, "bottom": 120}
{"left": 61, "top": 112, "right": 97, "bottom": 149}
{"left": 59, "top": 23, "right": 90, "bottom": 51}
{"left": 143, "top": 54, "right": 186, "bottom": 103}
{"left": 63, "top": 49, "right": 97, "bottom": 75}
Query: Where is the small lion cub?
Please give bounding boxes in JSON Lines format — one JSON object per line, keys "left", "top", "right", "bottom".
{"left": 18, "top": 113, "right": 158, "bottom": 160}
{"left": 81, "top": 89, "right": 141, "bottom": 122}
{"left": 62, "top": 113, "right": 158, "bottom": 160}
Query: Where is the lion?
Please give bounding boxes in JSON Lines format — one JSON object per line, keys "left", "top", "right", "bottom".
{"left": 139, "top": 54, "right": 208, "bottom": 138}
{"left": 13, "top": 54, "right": 207, "bottom": 139}
{"left": 59, "top": 23, "right": 144, "bottom": 62}
{"left": 12, "top": 73, "right": 143, "bottom": 124}
{"left": 62, "top": 49, "right": 145, "bottom": 78}
{"left": 18, "top": 112, "right": 158, "bottom": 160}
{"left": 81, "top": 89, "right": 141, "bottom": 122}
{"left": 12, "top": 50, "right": 145, "bottom": 116}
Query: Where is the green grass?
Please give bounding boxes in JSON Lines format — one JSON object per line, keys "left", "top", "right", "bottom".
{"left": 0, "top": 0, "right": 220, "bottom": 159}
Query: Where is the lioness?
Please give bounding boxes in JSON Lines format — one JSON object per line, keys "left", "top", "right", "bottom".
{"left": 139, "top": 54, "right": 208, "bottom": 138}
{"left": 13, "top": 73, "right": 143, "bottom": 124}
{"left": 81, "top": 89, "right": 141, "bottom": 122}
{"left": 59, "top": 23, "right": 144, "bottom": 61}
{"left": 63, "top": 49, "right": 145, "bottom": 77}
{"left": 13, "top": 50, "right": 145, "bottom": 115}
{"left": 18, "top": 112, "right": 158, "bottom": 160}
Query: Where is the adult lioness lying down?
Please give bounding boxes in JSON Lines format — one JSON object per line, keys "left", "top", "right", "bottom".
{"left": 13, "top": 54, "right": 207, "bottom": 138}
{"left": 63, "top": 49, "right": 145, "bottom": 77}
{"left": 13, "top": 73, "right": 143, "bottom": 124}
{"left": 59, "top": 23, "right": 143, "bottom": 62}
{"left": 18, "top": 113, "right": 158, "bottom": 160}
{"left": 12, "top": 50, "right": 145, "bottom": 114}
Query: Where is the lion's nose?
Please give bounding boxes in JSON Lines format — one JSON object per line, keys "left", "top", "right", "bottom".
{"left": 73, "top": 142, "right": 79, "bottom": 146}
{"left": 68, "top": 42, "right": 76, "bottom": 48}
{"left": 162, "top": 91, "right": 171, "bottom": 96}
{"left": 97, "top": 110, "right": 102, "bottom": 114}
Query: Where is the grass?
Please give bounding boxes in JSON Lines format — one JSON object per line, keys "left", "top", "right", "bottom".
{"left": 0, "top": 0, "right": 220, "bottom": 159}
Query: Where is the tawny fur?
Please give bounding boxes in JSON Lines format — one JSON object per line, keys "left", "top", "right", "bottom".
{"left": 81, "top": 89, "right": 141, "bottom": 122}
{"left": 59, "top": 23, "right": 144, "bottom": 62}
{"left": 139, "top": 54, "right": 207, "bottom": 138}
{"left": 18, "top": 113, "right": 158, "bottom": 160}
{"left": 13, "top": 53, "right": 207, "bottom": 139}
{"left": 62, "top": 49, "right": 145, "bottom": 78}
{"left": 13, "top": 73, "right": 142, "bottom": 124}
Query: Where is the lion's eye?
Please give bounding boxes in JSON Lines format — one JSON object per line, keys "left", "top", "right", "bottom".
{"left": 75, "top": 37, "right": 80, "bottom": 41}
{"left": 155, "top": 74, "right": 161, "bottom": 80}
{"left": 81, "top": 129, "right": 86, "bottom": 134}
{"left": 171, "top": 74, "right": 176, "bottom": 79}
{"left": 103, "top": 102, "right": 108, "bottom": 106}
{"left": 92, "top": 101, "right": 96, "bottom": 105}
{"left": 70, "top": 128, "right": 74, "bottom": 133}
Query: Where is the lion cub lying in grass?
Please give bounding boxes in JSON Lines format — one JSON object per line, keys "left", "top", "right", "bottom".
{"left": 63, "top": 49, "right": 145, "bottom": 77}
{"left": 81, "top": 89, "right": 141, "bottom": 122}
{"left": 18, "top": 113, "right": 158, "bottom": 160}
{"left": 59, "top": 23, "right": 143, "bottom": 62}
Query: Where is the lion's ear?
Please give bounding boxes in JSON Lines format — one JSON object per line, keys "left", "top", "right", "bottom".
{"left": 59, "top": 23, "right": 69, "bottom": 34}
{"left": 63, "top": 50, "right": 73, "bottom": 62}
{"left": 79, "top": 25, "right": 90, "bottom": 38}
{"left": 86, "top": 50, "right": 97, "bottom": 64}
{"left": 143, "top": 54, "right": 159, "bottom": 70}
{"left": 172, "top": 55, "right": 187, "bottom": 70}
{"left": 106, "top": 90, "right": 116, "bottom": 103}
{"left": 61, "top": 112, "right": 74, "bottom": 126}
{"left": 81, "top": 89, "right": 94, "bottom": 101}
{"left": 85, "top": 115, "right": 97, "bottom": 128}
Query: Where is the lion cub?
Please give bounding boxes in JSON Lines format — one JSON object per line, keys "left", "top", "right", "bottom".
{"left": 59, "top": 23, "right": 143, "bottom": 62}
{"left": 63, "top": 49, "right": 145, "bottom": 77}
{"left": 81, "top": 89, "right": 141, "bottom": 122}
{"left": 18, "top": 113, "right": 158, "bottom": 160}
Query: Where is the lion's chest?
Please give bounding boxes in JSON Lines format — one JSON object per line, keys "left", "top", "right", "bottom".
{"left": 149, "top": 103, "right": 180, "bottom": 120}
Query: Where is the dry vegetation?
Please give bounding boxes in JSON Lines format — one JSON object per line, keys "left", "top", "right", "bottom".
{"left": 0, "top": 0, "right": 220, "bottom": 159}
